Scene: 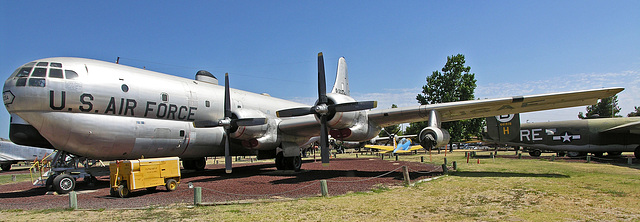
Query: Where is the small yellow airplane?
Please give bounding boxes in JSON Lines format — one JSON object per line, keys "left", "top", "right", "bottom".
{"left": 365, "top": 137, "right": 423, "bottom": 154}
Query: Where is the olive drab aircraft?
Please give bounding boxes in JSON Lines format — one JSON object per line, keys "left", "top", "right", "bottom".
{"left": 484, "top": 113, "right": 640, "bottom": 158}
{"left": 3, "top": 52, "right": 623, "bottom": 193}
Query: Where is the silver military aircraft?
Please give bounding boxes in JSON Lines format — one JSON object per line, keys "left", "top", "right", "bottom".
{"left": 2, "top": 52, "right": 623, "bottom": 193}
{"left": 0, "top": 138, "right": 53, "bottom": 171}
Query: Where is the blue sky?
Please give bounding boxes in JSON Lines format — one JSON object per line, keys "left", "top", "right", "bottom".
{"left": 1, "top": 1, "right": 639, "bottom": 138}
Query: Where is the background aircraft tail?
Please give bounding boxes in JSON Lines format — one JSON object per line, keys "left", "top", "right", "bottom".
{"left": 485, "top": 114, "right": 520, "bottom": 142}
{"left": 331, "top": 57, "right": 350, "bottom": 96}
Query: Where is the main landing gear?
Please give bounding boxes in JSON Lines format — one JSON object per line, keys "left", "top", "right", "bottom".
{"left": 275, "top": 152, "right": 302, "bottom": 171}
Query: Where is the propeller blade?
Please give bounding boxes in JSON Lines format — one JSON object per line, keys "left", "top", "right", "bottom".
{"left": 318, "top": 52, "right": 327, "bottom": 104}
{"left": 224, "top": 131, "right": 232, "bottom": 174}
{"left": 193, "top": 120, "right": 220, "bottom": 128}
{"left": 233, "top": 118, "right": 267, "bottom": 126}
{"left": 319, "top": 115, "right": 330, "bottom": 166}
{"left": 224, "top": 73, "right": 231, "bottom": 119}
{"left": 276, "top": 107, "right": 314, "bottom": 117}
{"left": 331, "top": 101, "right": 378, "bottom": 112}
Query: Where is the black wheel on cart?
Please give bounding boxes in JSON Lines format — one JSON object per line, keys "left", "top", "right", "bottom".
{"left": 117, "top": 184, "right": 130, "bottom": 198}
{"left": 165, "top": 179, "right": 178, "bottom": 191}
{"left": 53, "top": 174, "right": 75, "bottom": 194}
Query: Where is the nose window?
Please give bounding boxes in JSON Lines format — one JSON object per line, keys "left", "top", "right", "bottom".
{"left": 28, "top": 78, "right": 46, "bottom": 87}
{"left": 49, "top": 69, "right": 63, "bottom": 78}
{"left": 32, "top": 68, "right": 47, "bottom": 77}
{"left": 16, "top": 67, "right": 33, "bottom": 77}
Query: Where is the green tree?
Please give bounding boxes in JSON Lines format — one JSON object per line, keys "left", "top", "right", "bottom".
{"left": 578, "top": 95, "right": 621, "bottom": 119}
{"left": 627, "top": 106, "right": 640, "bottom": 117}
{"left": 379, "top": 104, "right": 403, "bottom": 136}
{"left": 406, "top": 54, "right": 482, "bottom": 143}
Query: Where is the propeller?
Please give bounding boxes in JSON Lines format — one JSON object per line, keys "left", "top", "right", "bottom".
{"left": 276, "top": 52, "right": 377, "bottom": 166}
{"left": 381, "top": 128, "right": 402, "bottom": 146}
{"left": 193, "top": 73, "right": 266, "bottom": 173}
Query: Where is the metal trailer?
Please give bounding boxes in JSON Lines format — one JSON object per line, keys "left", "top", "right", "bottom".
{"left": 109, "top": 157, "right": 181, "bottom": 198}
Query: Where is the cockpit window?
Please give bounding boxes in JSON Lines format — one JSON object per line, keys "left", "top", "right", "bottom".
{"left": 65, "top": 70, "right": 79, "bottom": 79}
{"left": 36, "top": 62, "right": 48, "bottom": 67}
{"left": 16, "top": 67, "right": 32, "bottom": 77}
{"left": 28, "top": 78, "right": 46, "bottom": 87}
{"left": 49, "top": 69, "right": 63, "bottom": 78}
{"left": 16, "top": 78, "right": 27, "bottom": 87}
{"left": 50, "top": 63, "right": 62, "bottom": 68}
{"left": 32, "top": 68, "right": 47, "bottom": 77}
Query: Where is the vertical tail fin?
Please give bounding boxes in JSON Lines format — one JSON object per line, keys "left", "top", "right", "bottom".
{"left": 331, "top": 57, "right": 350, "bottom": 96}
{"left": 485, "top": 114, "right": 520, "bottom": 142}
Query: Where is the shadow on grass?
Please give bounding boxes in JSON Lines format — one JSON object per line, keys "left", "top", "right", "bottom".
{"left": 450, "top": 171, "right": 569, "bottom": 178}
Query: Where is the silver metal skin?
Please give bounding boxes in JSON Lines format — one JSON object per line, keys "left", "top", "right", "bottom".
{"left": 3, "top": 56, "right": 624, "bottom": 163}
{"left": 0, "top": 139, "right": 53, "bottom": 167}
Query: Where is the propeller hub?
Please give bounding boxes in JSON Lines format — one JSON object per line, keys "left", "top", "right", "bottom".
{"left": 315, "top": 104, "right": 329, "bottom": 115}
{"left": 218, "top": 118, "right": 232, "bottom": 127}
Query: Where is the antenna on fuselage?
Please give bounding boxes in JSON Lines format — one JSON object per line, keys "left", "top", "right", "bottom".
{"left": 116, "top": 57, "right": 120, "bottom": 64}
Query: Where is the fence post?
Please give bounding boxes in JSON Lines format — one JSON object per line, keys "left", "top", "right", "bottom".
{"left": 452, "top": 161, "right": 457, "bottom": 171}
{"left": 12, "top": 175, "right": 16, "bottom": 182}
{"left": 551, "top": 155, "right": 555, "bottom": 161}
{"left": 402, "top": 166, "right": 410, "bottom": 186}
{"left": 587, "top": 156, "right": 591, "bottom": 163}
{"left": 518, "top": 153, "right": 522, "bottom": 159}
{"left": 628, "top": 157, "right": 633, "bottom": 165}
{"left": 442, "top": 164, "right": 448, "bottom": 174}
{"left": 194, "top": 187, "right": 202, "bottom": 206}
{"left": 395, "top": 155, "right": 398, "bottom": 161}
{"left": 69, "top": 191, "right": 77, "bottom": 210}
{"left": 421, "top": 156, "right": 424, "bottom": 163}
{"left": 444, "top": 158, "right": 447, "bottom": 166}
{"left": 320, "top": 180, "right": 328, "bottom": 197}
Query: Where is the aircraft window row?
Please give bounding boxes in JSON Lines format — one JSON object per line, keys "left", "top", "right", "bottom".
{"left": 35, "top": 62, "right": 62, "bottom": 68}
{"left": 14, "top": 66, "right": 79, "bottom": 87}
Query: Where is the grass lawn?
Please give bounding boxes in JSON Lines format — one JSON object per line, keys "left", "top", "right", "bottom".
{"left": 2, "top": 150, "right": 639, "bottom": 221}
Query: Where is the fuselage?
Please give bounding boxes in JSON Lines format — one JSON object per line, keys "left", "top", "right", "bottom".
{"left": 3, "top": 57, "right": 307, "bottom": 160}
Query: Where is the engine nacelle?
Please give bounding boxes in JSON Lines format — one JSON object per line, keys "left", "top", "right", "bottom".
{"left": 229, "top": 109, "right": 268, "bottom": 140}
{"left": 317, "top": 93, "right": 359, "bottom": 129}
{"left": 418, "top": 127, "right": 450, "bottom": 149}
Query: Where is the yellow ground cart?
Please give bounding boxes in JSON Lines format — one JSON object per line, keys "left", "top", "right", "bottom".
{"left": 109, "top": 157, "right": 181, "bottom": 198}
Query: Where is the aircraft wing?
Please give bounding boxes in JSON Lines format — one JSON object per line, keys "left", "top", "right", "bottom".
{"left": 368, "top": 87, "right": 623, "bottom": 127}
{"left": 278, "top": 87, "right": 623, "bottom": 138}
{"left": 363, "top": 145, "right": 396, "bottom": 153}
{"left": 600, "top": 120, "right": 640, "bottom": 134}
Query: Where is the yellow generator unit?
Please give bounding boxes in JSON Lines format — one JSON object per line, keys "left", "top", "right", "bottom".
{"left": 109, "top": 157, "right": 181, "bottom": 198}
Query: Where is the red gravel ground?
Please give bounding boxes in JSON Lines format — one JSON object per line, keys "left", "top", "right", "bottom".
{"left": 0, "top": 158, "right": 441, "bottom": 210}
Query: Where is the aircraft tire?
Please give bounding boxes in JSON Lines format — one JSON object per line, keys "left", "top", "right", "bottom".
{"left": 53, "top": 174, "right": 75, "bottom": 194}
{"left": 193, "top": 157, "right": 206, "bottom": 171}
{"left": 0, "top": 164, "right": 11, "bottom": 171}
{"left": 284, "top": 156, "right": 302, "bottom": 171}
{"left": 45, "top": 175, "right": 56, "bottom": 191}
{"left": 529, "top": 150, "right": 542, "bottom": 157}
{"left": 182, "top": 160, "right": 195, "bottom": 170}
{"left": 275, "top": 152, "right": 285, "bottom": 170}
